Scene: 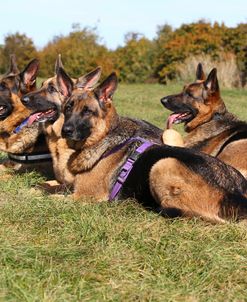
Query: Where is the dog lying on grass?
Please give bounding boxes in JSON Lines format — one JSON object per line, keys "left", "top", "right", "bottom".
{"left": 161, "top": 63, "right": 247, "bottom": 178}
{"left": 21, "top": 67, "right": 247, "bottom": 223}
{"left": 0, "top": 55, "right": 54, "bottom": 176}
{"left": 21, "top": 64, "right": 102, "bottom": 191}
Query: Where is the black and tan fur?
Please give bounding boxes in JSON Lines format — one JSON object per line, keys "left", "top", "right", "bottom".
{"left": 161, "top": 63, "right": 247, "bottom": 178}
{"left": 0, "top": 55, "right": 54, "bottom": 176}
{"left": 22, "top": 68, "right": 247, "bottom": 223}
{"left": 21, "top": 65, "right": 102, "bottom": 187}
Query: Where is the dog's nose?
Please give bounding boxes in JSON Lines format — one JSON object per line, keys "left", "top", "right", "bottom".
{"left": 160, "top": 97, "right": 169, "bottom": 106}
{"left": 62, "top": 124, "right": 74, "bottom": 137}
{"left": 21, "top": 96, "right": 30, "bottom": 105}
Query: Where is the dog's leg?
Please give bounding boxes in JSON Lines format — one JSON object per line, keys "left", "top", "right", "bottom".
{"left": 149, "top": 158, "right": 226, "bottom": 223}
{"left": 36, "top": 180, "right": 73, "bottom": 195}
{"left": 0, "top": 159, "right": 22, "bottom": 180}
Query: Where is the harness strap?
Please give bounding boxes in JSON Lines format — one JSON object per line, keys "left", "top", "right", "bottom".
{"left": 8, "top": 152, "right": 52, "bottom": 163}
{"left": 109, "top": 137, "right": 155, "bottom": 201}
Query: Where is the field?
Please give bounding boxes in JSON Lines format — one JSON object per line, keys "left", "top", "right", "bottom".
{"left": 0, "top": 83, "right": 247, "bottom": 301}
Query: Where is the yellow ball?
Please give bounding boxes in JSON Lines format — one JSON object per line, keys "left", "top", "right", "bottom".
{"left": 162, "top": 129, "right": 184, "bottom": 147}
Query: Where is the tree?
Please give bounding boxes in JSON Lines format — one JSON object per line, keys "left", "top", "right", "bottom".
{"left": 154, "top": 21, "right": 226, "bottom": 83}
{"left": 114, "top": 32, "right": 155, "bottom": 83}
{"left": 222, "top": 23, "right": 247, "bottom": 85}
{"left": 39, "top": 26, "right": 114, "bottom": 79}
{"left": 1, "top": 33, "right": 37, "bottom": 72}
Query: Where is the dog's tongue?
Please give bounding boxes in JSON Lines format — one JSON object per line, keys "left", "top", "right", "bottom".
{"left": 27, "top": 112, "right": 43, "bottom": 126}
{"left": 166, "top": 113, "right": 181, "bottom": 129}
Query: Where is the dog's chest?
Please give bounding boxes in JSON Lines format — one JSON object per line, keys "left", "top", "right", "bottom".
{"left": 73, "top": 150, "right": 125, "bottom": 201}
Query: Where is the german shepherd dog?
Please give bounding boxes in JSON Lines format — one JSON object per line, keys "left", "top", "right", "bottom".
{"left": 21, "top": 64, "right": 102, "bottom": 187}
{"left": 161, "top": 63, "right": 247, "bottom": 178}
{"left": 0, "top": 55, "right": 54, "bottom": 176}
{"left": 22, "top": 67, "right": 247, "bottom": 223}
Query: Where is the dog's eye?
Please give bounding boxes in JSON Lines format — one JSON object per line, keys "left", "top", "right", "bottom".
{"left": 186, "top": 91, "right": 193, "bottom": 98}
{"left": 65, "top": 101, "right": 74, "bottom": 113}
{"left": 48, "top": 85, "right": 57, "bottom": 93}
{"left": 82, "top": 106, "right": 93, "bottom": 115}
{"left": 0, "top": 82, "right": 7, "bottom": 91}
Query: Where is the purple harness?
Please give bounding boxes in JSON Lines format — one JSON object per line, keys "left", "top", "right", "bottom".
{"left": 107, "top": 137, "right": 156, "bottom": 201}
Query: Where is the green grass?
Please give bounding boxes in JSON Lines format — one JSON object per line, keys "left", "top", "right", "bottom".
{"left": 1, "top": 84, "right": 247, "bottom": 301}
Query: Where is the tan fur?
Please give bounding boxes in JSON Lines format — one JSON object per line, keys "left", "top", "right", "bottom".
{"left": 6, "top": 125, "right": 40, "bottom": 153}
{"left": 184, "top": 119, "right": 247, "bottom": 179}
{"left": 218, "top": 140, "right": 247, "bottom": 178}
{"left": 45, "top": 115, "right": 75, "bottom": 185}
{"left": 36, "top": 180, "right": 70, "bottom": 195}
{"left": 185, "top": 124, "right": 235, "bottom": 155}
{"left": 73, "top": 149, "right": 125, "bottom": 201}
{"left": 149, "top": 158, "right": 225, "bottom": 223}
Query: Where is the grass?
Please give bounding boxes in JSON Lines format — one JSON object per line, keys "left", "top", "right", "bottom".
{"left": 0, "top": 84, "right": 247, "bottom": 301}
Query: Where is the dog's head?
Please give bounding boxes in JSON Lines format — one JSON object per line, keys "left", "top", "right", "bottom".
{"left": 0, "top": 55, "right": 39, "bottom": 96}
{"left": 0, "top": 88, "right": 13, "bottom": 122}
{"left": 0, "top": 56, "right": 39, "bottom": 134}
{"left": 21, "top": 55, "right": 102, "bottom": 127}
{"left": 61, "top": 71, "right": 118, "bottom": 149}
{"left": 161, "top": 63, "right": 226, "bottom": 132}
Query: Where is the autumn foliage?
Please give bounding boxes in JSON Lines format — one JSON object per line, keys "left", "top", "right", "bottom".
{"left": 0, "top": 21, "right": 246, "bottom": 86}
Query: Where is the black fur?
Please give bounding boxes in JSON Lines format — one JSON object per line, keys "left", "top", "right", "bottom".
{"left": 0, "top": 95, "right": 13, "bottom": 121}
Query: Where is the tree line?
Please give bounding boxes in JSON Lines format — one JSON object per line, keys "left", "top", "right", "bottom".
{"left": 0, "top": 21, "right": 246, "bottom": 87}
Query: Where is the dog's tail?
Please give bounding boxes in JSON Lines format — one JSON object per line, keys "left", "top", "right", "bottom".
{"left": 219, "top": 193, "right": 247, "bottom": 221}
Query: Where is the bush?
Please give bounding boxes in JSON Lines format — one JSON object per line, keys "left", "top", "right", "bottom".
{"left": 38, "top": 26, "right": 114, "bottom": 79}
{"left": 113, "top": 33, "right": 156, "bottom": 83}
{"left": 0, "top": 33, "right": 37, "bottom": 73}
{"left": 176, "top": 53, "right": 241, "bottom": 88}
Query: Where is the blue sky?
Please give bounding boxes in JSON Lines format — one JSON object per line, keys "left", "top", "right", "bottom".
{"left": 0, "top": 0, "right": 246, "bottom": 49}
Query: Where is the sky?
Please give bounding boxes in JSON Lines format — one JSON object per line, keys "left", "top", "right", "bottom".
{"left": 0, "top": 0, "right": 246, "bottom": 50}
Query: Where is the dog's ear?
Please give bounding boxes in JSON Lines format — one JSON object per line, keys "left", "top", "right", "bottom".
{"left": 55, "top": 54, "right": 64, "bottom": 74}
{"left": 204, "top": 68, "right": 219, "bottom": 92}
{"left": 196, "top": 63, "right": 206, "bottom": 81}
{"left": 94, "top": 72, "right": 118, "bottom": 103}
{"left": 20, "top": 59, "right": 40, "bottom": 86}
{"left": 8, "top": 54, "right": 19, "bottom": 74}
{"left": 56, "top": 67, "right": 73, "bottom": 97}
{"left": 76, "top": 67, "right": 102, "bottom": 89}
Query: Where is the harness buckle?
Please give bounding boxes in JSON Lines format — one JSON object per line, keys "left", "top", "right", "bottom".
{"left": 129, "top": 150, "right": 140, "bottom": 161}
{"left": 117, "top": 158, "right": 135, "bottom": 183}
{"left": 109, "top": 137, "right": 157, "bottom": 201}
